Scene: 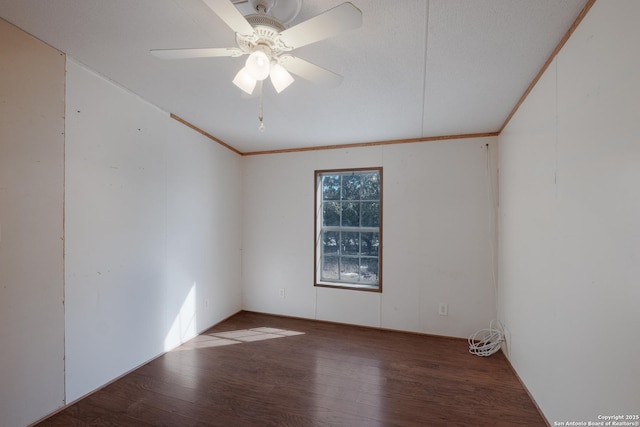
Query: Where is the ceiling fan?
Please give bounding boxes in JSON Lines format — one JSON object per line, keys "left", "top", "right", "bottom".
{"left": 151, "top": 0, "right": 362, "bottom": 96}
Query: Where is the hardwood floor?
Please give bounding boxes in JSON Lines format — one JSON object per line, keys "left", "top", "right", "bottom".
{"left": 37, "top": 311, "right": 546, "bottom": 426}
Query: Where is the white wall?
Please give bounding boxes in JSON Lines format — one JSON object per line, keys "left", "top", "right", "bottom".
{"left": 64, "top": 59, "right": 243, "bottom": 403}
{"left": 0, "top": 19, "right": 66, "bottom": 427}
{"left": 243, "top": 137, "right": 497, "bottom": 338}
{"left": 0, "top": 30, "right": 242, "bottom": 422}
{"left": 498, "top": 0, "right": 640, "bottom": 422}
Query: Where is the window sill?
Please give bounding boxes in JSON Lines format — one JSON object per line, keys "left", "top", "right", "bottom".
{"left": 315, "top": 282, "right": 381, "bottom": 292}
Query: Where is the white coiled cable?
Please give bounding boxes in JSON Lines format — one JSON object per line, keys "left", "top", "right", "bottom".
{"left": 468, "top": 320, "right": 504, "bottom": 357}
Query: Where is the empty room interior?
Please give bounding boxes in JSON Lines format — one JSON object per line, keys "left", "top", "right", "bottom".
{"left": 1, "top": 0, "right": 638, "bottom": 425}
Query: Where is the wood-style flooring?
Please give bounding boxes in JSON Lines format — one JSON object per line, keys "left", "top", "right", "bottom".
{"left": 37, "top": 311, "right": 546, "bottom": 426}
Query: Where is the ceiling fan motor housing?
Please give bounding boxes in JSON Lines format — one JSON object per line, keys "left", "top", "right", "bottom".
{"left": 237, "top": 14, "right": 291, "bottom": 56}
{"left": 246, "top": 13, "right": 285, "bottom": 31}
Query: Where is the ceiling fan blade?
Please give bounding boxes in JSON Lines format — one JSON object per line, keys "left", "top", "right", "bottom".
{"left": 150, "top": 47, "right": 244, "bottom": 59}
{"left": 279, "top": 55, "right": 343, "bottom": 88}
{"left": 278, "top": 2, "right": 362, "bottom": 49}
{"left": 203, "top": 0, "right": 255, "bottom": 35}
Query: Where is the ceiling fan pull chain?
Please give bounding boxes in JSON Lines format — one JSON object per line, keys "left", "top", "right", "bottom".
{"left": 258, "top": 81, "right": 265, "bottom": 132}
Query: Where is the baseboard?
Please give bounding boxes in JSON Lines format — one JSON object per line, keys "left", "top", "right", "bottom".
{"left": 241, "top": 309, "right": 470, "bottom": 343}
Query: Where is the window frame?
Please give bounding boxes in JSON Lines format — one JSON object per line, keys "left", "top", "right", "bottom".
{"left": 314, "top": 167, "right": 383, "bottom": 292}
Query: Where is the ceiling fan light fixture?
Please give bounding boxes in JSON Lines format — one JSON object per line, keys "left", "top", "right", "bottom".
{"left": 270, "top": 63, "right": 295, "bottom": 93}
{"left": 245, "top": 49, "right": 271, "bottom": 80}
{"left": 232, "top": 67, "right": 257, "bottom": 94}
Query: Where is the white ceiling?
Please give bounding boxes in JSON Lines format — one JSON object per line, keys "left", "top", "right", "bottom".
{"left": 0, "top": 0, "right": 588, "bottom": 153}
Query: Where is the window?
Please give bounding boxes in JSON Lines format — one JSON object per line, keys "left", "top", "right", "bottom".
{"left": 315, "top": 168, "right": 382, "bottom": 291}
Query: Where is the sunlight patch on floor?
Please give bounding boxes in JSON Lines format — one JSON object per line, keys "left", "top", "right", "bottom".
{"left": 211, "top": 327, "right": 305, "bottom": 342}
{"left": 173, "top": 327, "right": 305, "bottom": 351}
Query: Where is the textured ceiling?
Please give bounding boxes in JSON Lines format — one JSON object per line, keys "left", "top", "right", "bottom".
{"left": 0, "top": 0, "right": 589, "bottom": 153}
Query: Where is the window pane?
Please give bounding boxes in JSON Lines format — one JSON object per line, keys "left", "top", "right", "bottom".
{"left": 321, "top": 256, "right": 339, "bottom": 281}
{"left": 360, "top": 232, "right": 379, "bottom": 256}
{"left": 316, "top": 168, "right": 381, "bottom": 290}
{"left": 341, "top": 202, "right": 360, "bottom": 226}
{"left": 322, "top": 231, "right": 339, "bottom": 255}
{"left": 341, "top": 232, "right": 360, "bottom": 255}
{"left": 361, "top": 173, "right": 380, "bottom": 200}
{"left": 342, "top": 175, "right": 361, "bottom": 200}
{"left": 322, "top": 175, "right": 341, "bottom": 200}
{"left": 323, "top": 201, "right": 340, "bottom": 226}
{"left": 340, "top": 258, "right": 360, "bottom": 282}
{"left": 360, "top": 258, "right": 378, "bottom": 283}
{"left": 360, "top": 202, "right": 380, "bottom": 227}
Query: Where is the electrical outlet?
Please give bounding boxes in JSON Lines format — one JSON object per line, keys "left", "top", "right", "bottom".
{"left": 438, "top": 303, "right": 448, "bottom": 316}
{"left": 279, "top": 288, "right": 285, "bottom": 299}
{"left": 204, "top": 299, "right": 209, "bottom": 309}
